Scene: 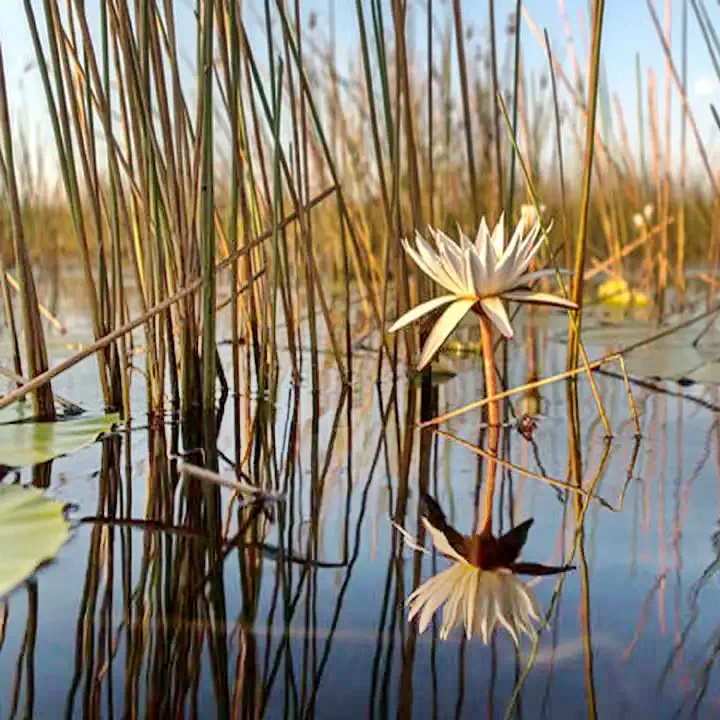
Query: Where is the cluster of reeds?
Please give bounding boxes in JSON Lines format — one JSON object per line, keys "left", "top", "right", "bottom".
{"left": 0, "top": 0, "right": 718, "bottom": 434}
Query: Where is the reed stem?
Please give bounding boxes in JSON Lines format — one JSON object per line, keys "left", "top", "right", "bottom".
{"left": 478, "top": 311, "right": 499, "bottom": 535}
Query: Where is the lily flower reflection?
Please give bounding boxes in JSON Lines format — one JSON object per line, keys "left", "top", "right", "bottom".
{"left": 396, "top": 495, "right": 574, "bottom": 644}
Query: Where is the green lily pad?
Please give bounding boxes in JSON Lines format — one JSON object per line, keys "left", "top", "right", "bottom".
{"left": 0, "top": 485, "right": 70, "bottom": 597}
{"left": 0, "top": 413, "right": 119, "bottom": 468}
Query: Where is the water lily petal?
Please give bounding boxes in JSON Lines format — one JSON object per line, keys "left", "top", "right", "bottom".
{"left": 412, "top": 233, "right": 463, "bottom": 292}
{"left": 475, "top": 216, "right": 491, "bottom": 252}
{"left": 469, "top": 245, "right": 487, "bottom": 290}
{"left": 435, "top": 236, "right": 468, "bottom": 292}
{"left": 462, "top": 248, "right": 475, "bottom": 292}
{"left": 513, "top": 221, "right": 546, "bottom": 276}
{"left": 510, "top": 561, "right": 576, "bottom": 576}
{"left": 388, "top": 295, "right": 457, "bottom": 333}
{"left": 494, "top": 576, "right": 521, "bottom": 645}
{"left": 418, "top": 565, "right": 467, "bottom": 633}
{"left": 465, "top": 568, "right": 479, "bottom": 638}
{"left": 421, "top": 517, "right": 468, "bottom": 564}
{"left": 416, "top": 298, "right": 476, "bottom": 370}
{"left": 499, "top": 214, "right": 525, "bottom": 268}
{"left": 439, "top": 572, "right": 469, "bottom": 639}
{"left": 408, "top": 565, "right": 458, "bottom": 615}
{"left": 457, "top": 224, "right": 473, "bottom": 252}
{"left": 480, "top": 297, "right": 514, "bottom": 339}
{"left": 490, "top": 213, "right": 505, "bottom": 258}
{"left": 393, "top": 522, "right": 430, "bottom": 555}
{"left": 475, "top": 575, "right": 494, "bottom": 642}
{"left": 501, "top": 290, "right": 577, "bottom": 310}
{"left": 405, "top": 236, "right": 460, "bottom": 293}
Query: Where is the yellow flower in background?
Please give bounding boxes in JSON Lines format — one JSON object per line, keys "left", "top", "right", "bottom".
{"left": 597, "top": 277, "right": 649, "bottom": 308}
{"left": 389, "top": 216, "right": 577, "bottom": 370}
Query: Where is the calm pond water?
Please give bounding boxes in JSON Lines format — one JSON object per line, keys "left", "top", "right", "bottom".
{"left": 2, "top": 292, "right": 720, "bottom": 718}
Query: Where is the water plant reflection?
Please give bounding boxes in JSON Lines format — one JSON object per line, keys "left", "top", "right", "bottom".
{"left": 397, "top": 495, "right": 573, "bottom": 644}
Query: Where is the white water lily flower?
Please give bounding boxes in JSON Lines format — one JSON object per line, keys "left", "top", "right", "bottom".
{"left": 395, "top": 495, "right": 573, "bottom": 645}
{"left": 390, "top": 216, "right": 576, "bottom": 370}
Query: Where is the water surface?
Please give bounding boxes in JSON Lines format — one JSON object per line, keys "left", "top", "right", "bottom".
{"left": 2, "top": 294, "right": 720, "bottom": 719}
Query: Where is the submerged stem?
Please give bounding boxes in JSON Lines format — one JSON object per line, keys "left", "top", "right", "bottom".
{"left": 478, "top": 312, "right": 499, "bottom": 535}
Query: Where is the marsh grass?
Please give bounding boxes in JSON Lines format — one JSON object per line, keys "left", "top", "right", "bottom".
{"left": 0, "top": 1, "right": 719, "bottom": 477}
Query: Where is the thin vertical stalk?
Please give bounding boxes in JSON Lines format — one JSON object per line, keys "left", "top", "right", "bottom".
{"left": 0, "top": 48, "right": 55, "bottom": 419}
{"left": 227, "top": 0, "right": 242, "bottom": 465}
{"left": 0, "top": 253, "right": 24, "bottom": 385}
{"left": 487, "top": 0, "right": 504, "bottom": 217}
{"left": 545, "top": 31, "right": 570, "bottom": 268}
{"left": 636, "top": 54, "right": 647, "bottom": 191}
{"left": 677, "top": 0, "right": 689, "bottom": 303}
{"left": 506, "top": 0, "right": 523, "bottom": 221}
{"left": 452, "top": 0, "right": 479, "bottom": 224}
{"left": 568, "top": 0, "right": 606, "bottom": 370}
{"left": 391, "top": 0, "right": 422, "bottom": 229}
{"left": 427, "top": 0, "right": 434, "bottom": 226}
{"left": 200, "top": 0, "right": 217, "bottom": 454}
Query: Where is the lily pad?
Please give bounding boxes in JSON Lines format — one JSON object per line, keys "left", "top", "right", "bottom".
{"left": 0, "top": 402, "right": 34, "bottom": 426}
{"left": 0, "top": 413, "right": 119, "bottom": 468}
{"left": 0, "top": 485, "right": 70, "bottom": 597}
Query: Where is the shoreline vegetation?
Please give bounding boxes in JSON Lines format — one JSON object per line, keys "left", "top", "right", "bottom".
{"left": 3, "top": 5, "right": 720, "bottom": 715}
{"left": 0, "top": 1, "right": 717, "bottom": 422}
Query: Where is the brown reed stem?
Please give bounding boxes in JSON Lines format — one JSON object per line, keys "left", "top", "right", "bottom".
{"left": 478, "top": 312, "right": 499, "bottom": 535}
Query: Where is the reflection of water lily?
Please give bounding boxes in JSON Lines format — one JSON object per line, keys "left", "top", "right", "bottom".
{"left": 396, "top": 495, "right": 573, "bottom": 644}
{"left": 389, "top": 217, "right": 576, "bottom": 370}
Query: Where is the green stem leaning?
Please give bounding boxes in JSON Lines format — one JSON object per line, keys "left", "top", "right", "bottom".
{"left": 478, "top": 311, "right": 499, "bottom": 535}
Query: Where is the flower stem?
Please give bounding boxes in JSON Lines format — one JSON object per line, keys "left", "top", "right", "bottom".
{"left": 478, "top": 311, "right": 499, "bottom": 535}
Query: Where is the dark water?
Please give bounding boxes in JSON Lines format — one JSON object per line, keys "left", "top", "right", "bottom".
{"left": 2, "top": 306, "right": 720, "bottom": 719}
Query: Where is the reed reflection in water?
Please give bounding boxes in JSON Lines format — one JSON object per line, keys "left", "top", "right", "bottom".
{"left": 1, "top": 339, "right": 720, "bottom": 718}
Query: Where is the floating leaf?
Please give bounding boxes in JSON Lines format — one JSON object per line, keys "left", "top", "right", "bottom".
{"left": 0, "top": 485, "right": 70, "bottom": 597}
{"left": 0, "top": 413, "right": 119, "bottom": 468}
{"left": 0, "top": 402, "right": 34, "bottom": 426}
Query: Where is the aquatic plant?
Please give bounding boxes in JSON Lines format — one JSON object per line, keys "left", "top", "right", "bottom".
{"left": 396, "top": 496, "right": 573, "bottom": 644}
{"left": 0, "top": 485, "right": 70, "bottom": 597}
{"left": 391, "top": 214, "right": 578, "bottom": 544}
{"left": 389, "top": 216, "right": 577, "bottom": 371}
